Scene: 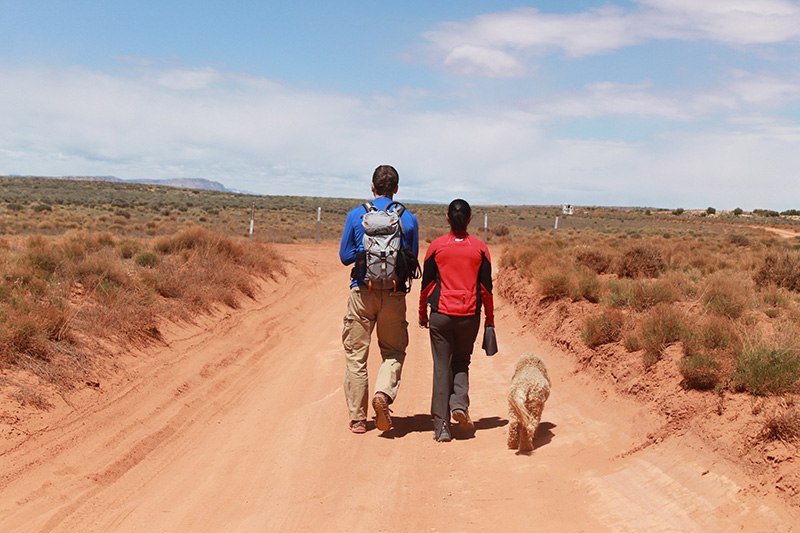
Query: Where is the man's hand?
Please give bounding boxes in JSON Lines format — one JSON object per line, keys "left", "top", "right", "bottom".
{"left": 419, "top": 314, "right": 429, "bottom": 329}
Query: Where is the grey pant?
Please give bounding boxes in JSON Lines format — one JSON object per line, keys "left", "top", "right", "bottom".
{"left": 429, "top": 312, "right": 480, "bottom": 433}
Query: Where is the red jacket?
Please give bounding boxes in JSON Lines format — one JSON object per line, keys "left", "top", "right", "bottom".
{"left": 418, "top": 232, "right": 494, "bottom": 325}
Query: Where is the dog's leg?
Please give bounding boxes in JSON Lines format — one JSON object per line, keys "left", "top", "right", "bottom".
{"left": 508, "top": 388, "right": 529, "bottom": 450}
{"left": 521, "top": 398, "right": 545, "bottom": 452}
{"left": 507, "top": 421, "right": 520, "bottom": 449}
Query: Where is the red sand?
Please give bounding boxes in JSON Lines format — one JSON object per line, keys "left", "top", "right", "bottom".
{"left": 0, "top": 243, "right": 797, "bottom": 531}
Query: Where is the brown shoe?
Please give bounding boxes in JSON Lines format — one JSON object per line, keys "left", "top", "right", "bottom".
{"left": 451, "top": 409, "right": 474, "bottom": 430}
{"left": 372, "top": 392, "right": 393, "bottom": 432}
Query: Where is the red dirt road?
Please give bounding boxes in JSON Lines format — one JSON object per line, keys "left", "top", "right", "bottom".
{"left": 1, "top": 243, "right": 797, "bottom": 532}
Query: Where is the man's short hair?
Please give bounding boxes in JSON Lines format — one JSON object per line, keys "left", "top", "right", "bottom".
{"left": 372, "top": 165, "right": 399, "bottom": 197}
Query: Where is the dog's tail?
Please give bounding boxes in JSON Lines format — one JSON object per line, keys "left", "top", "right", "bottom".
{"left": 508, "top": 387, "right": 532, "bottom": 432}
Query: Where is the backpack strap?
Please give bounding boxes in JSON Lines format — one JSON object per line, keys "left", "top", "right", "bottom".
{"left": 384, "top": 201, "right": 406, "bottom": 234}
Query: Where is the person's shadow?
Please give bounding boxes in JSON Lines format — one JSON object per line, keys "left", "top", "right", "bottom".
{"left": 377, "top": 415, "right": 508, "bottom": 440}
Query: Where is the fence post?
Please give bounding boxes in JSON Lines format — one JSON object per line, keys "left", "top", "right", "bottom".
{"left": 484, "top": 213, "right": 488, "bottom": 241}
{"left": 554, "top": 216, "right": 559, "bottom": 240}
{"left": 249, "top": 202, "right": 255, "bottom": 237}
{"left": 316, "top": 207, "right": 321, "bottom": 244}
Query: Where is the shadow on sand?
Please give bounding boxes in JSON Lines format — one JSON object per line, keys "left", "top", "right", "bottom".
{"left": 377, "top": 414, "right": 508, "bottom": 440}
{"left": 513, "top": 421, "right": 557, "bottom": 456}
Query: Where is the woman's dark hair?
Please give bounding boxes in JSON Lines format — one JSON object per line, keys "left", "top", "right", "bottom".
{"left": 448, "top": 199, "right": 471, "bottom": 232}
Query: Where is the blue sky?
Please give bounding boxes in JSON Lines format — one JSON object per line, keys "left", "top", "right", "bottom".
{"left": 2, "top": 1, "right": 800, "bottom": 210}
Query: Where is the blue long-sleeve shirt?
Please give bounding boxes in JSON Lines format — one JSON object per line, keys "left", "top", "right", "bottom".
{"left": 339, "top": 196, "right": 419, "bottom": 288}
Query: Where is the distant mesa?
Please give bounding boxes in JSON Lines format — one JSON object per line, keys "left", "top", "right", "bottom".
{"left": 30, "top": 175, "right": 232, "bottom": 193}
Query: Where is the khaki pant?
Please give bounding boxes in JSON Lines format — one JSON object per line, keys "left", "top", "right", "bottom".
{"left": 342, "top": 286, "right": 408, "bottom": 422}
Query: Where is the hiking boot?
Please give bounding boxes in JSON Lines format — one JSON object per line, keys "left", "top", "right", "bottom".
{"left": 349, "top": 420, "right": 367, "bottom": 434}
{"left": 372, "top": 392, "right": 393, "bottom": 432}
{"left": 434, "top": 423, "right": 452, "bottom": 442}
{"left": 451, "top": 409, "right": 474, "bottom": 430}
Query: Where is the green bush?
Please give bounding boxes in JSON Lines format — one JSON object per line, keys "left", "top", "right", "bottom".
{"left": 733, "top": 344, "right": 800, "bottom": 395}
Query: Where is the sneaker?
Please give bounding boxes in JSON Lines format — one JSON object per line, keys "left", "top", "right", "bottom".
{"left": 451, "top": 409, "right": 474, "bottom": 430}
{"left": 372, "top": 392, "right": 393, "bottom": 432}
{"left": 434, "top": 423, "right": 452, "bottom": 442}
{"left": 349, "top": 420, "right": 367, "bottom": 434}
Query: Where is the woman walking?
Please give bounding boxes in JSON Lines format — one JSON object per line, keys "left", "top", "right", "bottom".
{"left": 418, "top": 199, "right": 494, "bottom": 442}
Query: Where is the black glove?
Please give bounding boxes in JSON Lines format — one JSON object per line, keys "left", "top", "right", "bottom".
{"left": 482, "top": 325, "right": 498, "bottom": 356}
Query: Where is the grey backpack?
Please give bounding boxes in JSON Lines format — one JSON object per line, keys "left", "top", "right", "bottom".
{"left": 361, "top": 201, "right": 406, "bottom": 290}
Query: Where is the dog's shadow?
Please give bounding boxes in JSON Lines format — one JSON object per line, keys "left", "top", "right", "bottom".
{"left": 378, "top": 415, "right": 508, "bottom": 440}
{"left": 513, "top": 421, "right": 557, "bottom": 456}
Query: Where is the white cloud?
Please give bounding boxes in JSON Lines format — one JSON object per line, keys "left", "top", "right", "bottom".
{"left": 443, "top": 45, "right": 526, "bottom": 77}
{"left": 641, "top": 0, "right": 800, "bottom": 44}
{"left": 423, "top": 2, "right": 800, "bottom": 77}
{"left": 1, "top": 63, "right": 800, "bottom": 210}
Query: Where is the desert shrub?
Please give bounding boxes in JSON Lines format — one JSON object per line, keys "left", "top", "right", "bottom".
{"left": 117, "top": 239, "right": 141, "bottom": 259}
{"left": 679, "top": 352, "right": 724, "bottom": 390}
{"left": 623, "top": 335, "right": 641, "bottom": 352}
{"left": 22, "top": 247, "right": 60, "bottom": 277}
{"left": 760, "top": 285, "right": 791, "bottom": 309}
{"left": 700, "top": 315, "right": 739, "bottom": 351}
{"left": 702, "top": 274, "right": 750, "bottom": 319}
{"left": 616, "top": 244, "right": 665, "bottom": 278}
{"left": 672, "top": 208, "right": 684, "bottom": 216}
{"left": 733, "top": 344, "right": 800, "bottom": 395}
{"left": 575, "top": 246, "right": 612, "bottom": 274}
{"left": 69, "top": 255, "right": 129, "bottom": 293}
{"left": 572, "top": 267, "right": 602, "bottom": 303}
{"left": 581, "top": 309, "right": 624, "bottom": 348}
{"left": 135, "top": 252, "right": 159, "bottom": 268}
{"left": 733, "top": 207, "right": 744, "bottom": 216}
{"left": 754, "top": 252, "right": 800, "bottom": 292}
{"left": 760, "top": 407, "right": 800, "bottom": 443}
{"left": 538, "top": 266, "right": 573, "bottom": 300}
{"left": 492, "top": 224, "right": 509, "bottom": 237}
{"left": 640, "top": 303, "right": 685, "bottom": 366}
{"left": 7, "top": 203, "right": 24, "bottom": 212}
{"left": 605, "top": 278, "right": 676, "bottom": 311}
{"left": 0, "top": 293, "right": 68, "bottom": 367}
{"left": 728, "top": 234, "right": 750, "bottom": 247}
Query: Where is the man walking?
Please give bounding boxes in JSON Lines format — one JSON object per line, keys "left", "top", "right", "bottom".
{"left": 339, "top": 165, "right": 419, "bottom": 434}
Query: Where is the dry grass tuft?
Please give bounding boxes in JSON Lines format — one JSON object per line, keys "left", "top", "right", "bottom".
{"left": 639, "top": 303, "right": 685, "bottom": 367}
{"left": 760, "top": 405, "right": 800, "bottom": 443}
{"left": 582, "top": 308, "right": 625, "bottom": 348}
{"left": 702, "top": 274, "right": 751, "bottom": 319}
